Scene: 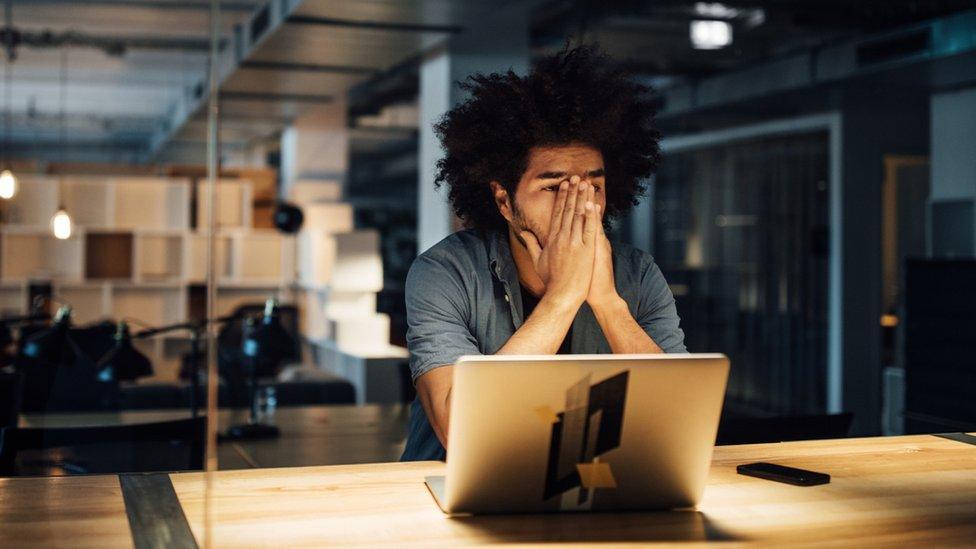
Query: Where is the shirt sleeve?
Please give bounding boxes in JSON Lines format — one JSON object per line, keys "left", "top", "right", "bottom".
{"left": 404, "top": 253, "right": 482, "bottom": 382}
{"left": 636, "top": 257, "right": 688, "bottom": 353}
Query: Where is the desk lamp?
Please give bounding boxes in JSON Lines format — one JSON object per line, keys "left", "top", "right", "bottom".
{"left": 95, "top": 321, "right": 153, "bottom": 382}
{"left": 20, "top": 305, "right": 74, "bottom": 365}
{"left": 223, "top": 299, "right": 294, "bottom": 440}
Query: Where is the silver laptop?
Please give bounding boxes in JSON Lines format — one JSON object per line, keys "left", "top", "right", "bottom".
{"left": 425, "top": 353, "right": 729, "bottom": 515}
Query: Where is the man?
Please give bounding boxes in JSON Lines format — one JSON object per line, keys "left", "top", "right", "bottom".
{"left": 401, "top": 45, "right": 686, "bottom": 462}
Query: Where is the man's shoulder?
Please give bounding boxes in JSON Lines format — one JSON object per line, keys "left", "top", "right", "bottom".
{"left": 410, "top": 229, "right": 490, "bottom": 275}
{"left": 610, "top": 239, "right": 656, "bottom": 275}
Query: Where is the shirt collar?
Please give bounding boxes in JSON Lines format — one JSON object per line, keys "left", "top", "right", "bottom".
{"left": 487, "top": 228, "right": 520, "bottom": 288}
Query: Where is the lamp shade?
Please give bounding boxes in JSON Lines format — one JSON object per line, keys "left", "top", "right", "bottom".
{"left": 20, "top": 306, "right": 75, "bottom": 366}
{"left": 241, "top": 299, "right": 296, "bottom": 367}
{"left": 95, "top": 322, "right": 153, "bottom": 382}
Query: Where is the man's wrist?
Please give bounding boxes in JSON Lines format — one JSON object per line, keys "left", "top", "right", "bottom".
{"left": 588, "top": 292, "right": 628, "bottom": 318}
{"left": 539, "top": 290, "right": 585, "bottom": 315}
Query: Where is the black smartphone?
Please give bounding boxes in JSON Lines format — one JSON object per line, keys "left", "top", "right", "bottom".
{"left": 736, "top": 462, "right": 830, "bottom": 486}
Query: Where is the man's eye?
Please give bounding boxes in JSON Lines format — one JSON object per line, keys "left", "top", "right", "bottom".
{"left": 543, "top": 185, "right": 559, "bottom": 192}
{"left": 593, "top": 186, "right": 602, "bottom": 192}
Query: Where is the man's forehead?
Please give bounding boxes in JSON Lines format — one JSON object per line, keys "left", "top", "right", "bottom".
{"left": 527, "top": 144, "right": 603, "bottom": 169}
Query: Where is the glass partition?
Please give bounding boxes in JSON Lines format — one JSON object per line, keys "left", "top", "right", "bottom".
{"left": 0, "top": 0, "right": 230, "bottom": 487}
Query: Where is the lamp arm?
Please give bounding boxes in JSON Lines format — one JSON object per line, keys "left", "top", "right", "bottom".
{"left": 131, "top": 313, "right": 240, "bottom": 339}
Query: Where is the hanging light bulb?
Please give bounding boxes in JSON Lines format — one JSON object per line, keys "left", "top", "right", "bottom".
{"left": 51, "top": 205, "right": 72, "bottom": 239}
{"left": 0, "top": 169, "right": 16, "bottom": 199}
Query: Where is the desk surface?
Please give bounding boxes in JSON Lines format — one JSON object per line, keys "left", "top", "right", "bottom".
{"left": 2, "top": 434, "right": 975, "bottom": 547}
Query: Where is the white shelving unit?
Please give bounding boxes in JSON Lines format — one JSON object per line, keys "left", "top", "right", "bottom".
{"left": 0, "top": 175, "right": 281, "bottom": 382}
{"left": 1, "top": 174, "right": 395, "bottom": 384}
{"left": 289, "top": 178, "right": 401, "bottom": 403}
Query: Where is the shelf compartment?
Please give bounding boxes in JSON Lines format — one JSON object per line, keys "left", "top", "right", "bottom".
{"left": 331, "top": 230, "right": 383, "bottom": 292}
{"left": 0, "top": 230, "right": 84, "bottom": 282}
{"left": 302, "top": 202, "right": 354, "bottom": 233}
{"left": 186, "top": 233, "right": 233, "bottom": 283}
{"left": 111, "top": 285, "right": 186, "bottom": 328}
{"left": 0, "top": 282, "right": 28, "bottom": 316}
{"left": 61, "top": 177, "right": 114, "bottom": 229}
{"left": 114, "top": 178, "right": 191, "bottom": 231}
{"left": 196, "top": 179, "right": 253, "bottom": 230}
{"left": 55, "top": 283, "right": 110, "bottom": 325}
{"left": 233, "top": 231, "right": 295, "bottom": 283}
{"left": 84, "top": 232, "right": 134, "bottom": 280}
{"left": 135, "top": 233, "right": 184, "bottom": 282}
{"left": 0, "top": 175, "right": 59, "bottom": 227}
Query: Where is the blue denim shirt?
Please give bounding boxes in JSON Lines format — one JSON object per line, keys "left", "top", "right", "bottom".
{"left": 400, "top": 228, "right": 686, "bottom": 461}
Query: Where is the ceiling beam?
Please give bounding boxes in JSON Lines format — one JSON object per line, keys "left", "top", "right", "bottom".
{"left": 239, "top": 60, "right": 378, "bottom": 75}
{"left": 284, "top": 14, "right": 462, "bottom": 34}
{"left": 6, "top": 1, "right": 259, "bottom": 11}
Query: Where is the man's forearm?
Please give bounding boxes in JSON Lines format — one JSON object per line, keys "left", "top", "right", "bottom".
{"left": 591, "top": 295, "right": 663, "bottom": 354}
{"left": 421, "top": 294, "right": 579, "bottom": 449}
{"left": 496, "top": 293, "right": 580, "bottom": 355}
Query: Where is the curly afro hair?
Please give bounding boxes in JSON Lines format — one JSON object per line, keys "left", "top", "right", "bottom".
{"left": 433, "top": 43, "right": 661, "bottom": 234}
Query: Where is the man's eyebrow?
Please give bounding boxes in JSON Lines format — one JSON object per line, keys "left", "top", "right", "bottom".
{"left": 535, "top": 171, "right": 567, "bottom": 180}
{"left": 535, "top": 168, "right": 606, "bottom": 180}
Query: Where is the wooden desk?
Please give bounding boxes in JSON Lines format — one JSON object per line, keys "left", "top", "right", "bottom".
{"left": 19, "top": 404, "right": 410, "bottom": 469}
{"left": 2, "top": 434, "right": 975, "bottom": 547}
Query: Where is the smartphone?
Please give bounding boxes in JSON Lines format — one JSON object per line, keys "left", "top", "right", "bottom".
{"left": 736, "top": 462, "right": 830, "bottom": 486}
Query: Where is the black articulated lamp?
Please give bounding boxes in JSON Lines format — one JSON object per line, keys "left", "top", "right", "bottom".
{"left": 109, "top": 312, "right": 240, "bottom": 417}
{"left": 0, "top": 312, "right": 51, "bottom": 367}
{"left": 95, "top": 321, "right": 153, "bottom": 383}
{"left": 20, "top": 305, "right": 74, "bottom": 366}
{"left": 223, "top": 298, "right": 295, "bottom": 440}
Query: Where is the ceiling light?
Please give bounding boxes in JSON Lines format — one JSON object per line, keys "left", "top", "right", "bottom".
{"left": 0, "top": 169, "right": 16, "bottom": 199}
{"left": 690, "top": 20, "right": 733, "bottom": 50}
{"left": 51, "top": 205, "right": 72, "bottom": 239}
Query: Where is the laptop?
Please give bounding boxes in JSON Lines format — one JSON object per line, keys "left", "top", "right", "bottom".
{"left": 425, "top": 353, "right": 729, "bottom": 515}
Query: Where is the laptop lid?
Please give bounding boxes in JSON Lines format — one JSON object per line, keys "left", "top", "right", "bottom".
{"left": 437, "top": 354, "right": 729, "bottom": 514}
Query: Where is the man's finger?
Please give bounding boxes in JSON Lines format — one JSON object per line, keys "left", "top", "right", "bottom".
{"left": 561, "top": 176, "right": 581, "bottom": 238}
{"left": 520, "top": 230, "right": 543, "bottom": 263}
{"left": 583, "top": 199, "right": 599, "bottom": 245}
{"left": 549, "top": 180, "right": 569, "bottom": 236}
{"left": 571, "top": 180, "right": 588, "bottom": 241}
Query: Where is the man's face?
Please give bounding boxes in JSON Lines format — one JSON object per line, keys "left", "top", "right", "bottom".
{"left": 505, "top": 143, "right": 607, "bottom": 247}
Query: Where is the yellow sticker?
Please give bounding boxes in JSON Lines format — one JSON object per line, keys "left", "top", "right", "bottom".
{"left": 576, "top": 462, "right": 617, "bottom": 489}
{"left": 533, "top": 406, "right": 560, "bottom": 424}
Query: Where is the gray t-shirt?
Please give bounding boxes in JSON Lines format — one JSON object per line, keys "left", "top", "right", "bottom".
{"left": 400, "top": 228, "right": 686, "bottom": 461}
